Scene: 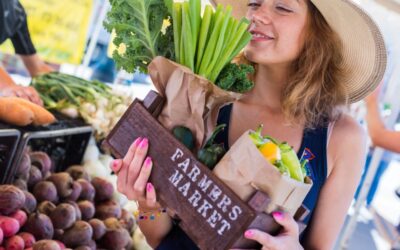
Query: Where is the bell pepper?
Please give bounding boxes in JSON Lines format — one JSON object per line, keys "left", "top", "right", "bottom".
{"left": 279, "top": 142, "right": 304, "bottom": 182}
{"left": 197, "top": 124, "right": 226, "bottom": 169}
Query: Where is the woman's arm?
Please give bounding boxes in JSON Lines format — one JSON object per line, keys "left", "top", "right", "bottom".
{"left": 365, "top": 98, "right": 400, "bottom": 153}
{"left": 302, "top": 115, "right": 367, "bottom": 249}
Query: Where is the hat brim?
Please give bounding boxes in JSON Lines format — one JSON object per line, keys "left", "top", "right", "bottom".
{"left": 210, "top": 0, "right": 387, "bottom": 103}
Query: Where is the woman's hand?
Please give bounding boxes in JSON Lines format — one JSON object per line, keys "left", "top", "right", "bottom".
{"left": 111, "top": 137, "right": 161, "bottom": 210}
{"left": 1, "top": 85, "right": 43, "bottom": 106}
{"left": 242, "top": 211, "right": 303, "bottom": 250}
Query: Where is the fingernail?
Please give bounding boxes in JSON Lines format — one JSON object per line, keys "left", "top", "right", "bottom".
{"left": 111, "top": 160, "right": 120, "bottom": 171}
{"left": 272, "top": 211, "right": 283, "bottom": 220}
{"left": 147, "top": 183, "right": 153, "bottom": 192}
{"left": 133, "top": 137, "right": 142, "bottom": 147}
{"left": 145, "top": 157, "right": 152, "bottom": 168}
{"left": 244, "top": 230, "right": 253, "bottom": 238}
{"left": 139, "top": 138, "right": 148, "bottom": 148}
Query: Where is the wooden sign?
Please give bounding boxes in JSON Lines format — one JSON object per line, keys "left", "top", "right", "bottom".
{"left": 103, "top": 91, "right": 306, "bottom": 250}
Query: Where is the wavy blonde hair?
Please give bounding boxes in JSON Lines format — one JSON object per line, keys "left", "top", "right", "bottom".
{"left": 238, "top": 1, "right": 348, "bottom": 128}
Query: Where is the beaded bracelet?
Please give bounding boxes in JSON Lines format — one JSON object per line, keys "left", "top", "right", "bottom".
{"left": 134, "top": 208, "right": 168, "bottom": 221}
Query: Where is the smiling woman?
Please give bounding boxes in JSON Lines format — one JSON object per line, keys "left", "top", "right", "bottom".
{"left": 112, "top": 0, "right": 387, "bottom": 249}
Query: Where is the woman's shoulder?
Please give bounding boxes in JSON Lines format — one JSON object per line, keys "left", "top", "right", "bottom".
{"left": 327, "top": 113, "right": 368, "bottom": 173}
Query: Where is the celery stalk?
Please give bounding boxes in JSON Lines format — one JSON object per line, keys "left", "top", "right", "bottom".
{"left": 204, "top": 6, "right": 232, "bottom": 78}
{"left": 172, "top": 3, "right": 182, "bottom": 63}
{"left": 182, "top": 2, "right": 194, "bottom": 71}
{"left": 195, "top": 5, "right": 213, "bottom": 72}
{"left": 210, "top": 20, "right": 250, "bottom": 82}
{"left": 189, "top": 0, "right": 201, "bottom": 57}
{"left": 198, "top": 9, "right": 225, "bottom": 76}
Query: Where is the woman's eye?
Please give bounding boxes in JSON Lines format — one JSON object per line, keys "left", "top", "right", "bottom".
{"left": 276, "top": 5, "right": 293, "bottom": 13}
{"left": 248, "top": 2, "right": 261, "bottom": 8}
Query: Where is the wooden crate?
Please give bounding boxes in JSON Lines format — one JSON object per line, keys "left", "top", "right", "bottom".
{"left": 103, "top": 91, "right": 307, "bottom": 250}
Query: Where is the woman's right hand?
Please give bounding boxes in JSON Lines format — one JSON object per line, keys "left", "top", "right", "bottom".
{"left": 111, "top": 137, "right": 161, "bottom": 210}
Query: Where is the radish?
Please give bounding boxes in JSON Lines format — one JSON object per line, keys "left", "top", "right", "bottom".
{"left": 9, "top": 210, "right": 27, "bottom": 227}
{"left": 0, "top": 227, "right": 3, "bottom": 245}
{"left": 18, "top": 232, "right": 36, "bottom": 248}
{"left": 5, "top": 235, "right": 25, "bottom": 250}
{"left": 0, "top": 216, "right": 20, "bottom": 237}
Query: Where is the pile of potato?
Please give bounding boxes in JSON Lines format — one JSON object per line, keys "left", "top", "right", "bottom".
{"left": 0, "top": 151, "right": 136, "bottom": 250}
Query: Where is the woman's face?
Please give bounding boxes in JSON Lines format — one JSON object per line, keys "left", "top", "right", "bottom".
{"left": 244, "top": 0, "right": 309, "bottom": 67}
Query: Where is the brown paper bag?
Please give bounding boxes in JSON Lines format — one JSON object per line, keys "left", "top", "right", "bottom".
{"left": 148, "top": 56, "right": 241, "bottom": 149}
{"left": 213, "top": 131, "right": 313, "bottom": 216}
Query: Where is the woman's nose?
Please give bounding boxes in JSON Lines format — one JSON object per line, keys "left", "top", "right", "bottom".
{"left": 251, "top": 3, "right": 272, "bottom": 25}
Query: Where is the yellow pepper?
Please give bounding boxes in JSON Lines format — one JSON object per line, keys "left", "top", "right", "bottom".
{"left": 259, "top": 141, "right": 281, "bottom": 164}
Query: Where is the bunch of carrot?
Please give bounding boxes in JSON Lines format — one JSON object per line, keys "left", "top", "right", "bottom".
{"left": 172, "top": 0, "right": 252, "bottom": 83}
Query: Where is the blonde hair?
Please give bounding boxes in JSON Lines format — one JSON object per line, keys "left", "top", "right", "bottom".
{"left": 239, "top": 2, "right": 348, "bottom": 128}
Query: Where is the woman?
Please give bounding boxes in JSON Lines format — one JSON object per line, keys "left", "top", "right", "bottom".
{"left": 112, "top": 0, "right": 387, "bottom": 249}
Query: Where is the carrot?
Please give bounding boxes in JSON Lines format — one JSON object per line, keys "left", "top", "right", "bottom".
{"left": 0, "top": 97, "right": 34, "bottom": 126}
{"left": 7, "top": 97, "right": 56, "bottom": 125}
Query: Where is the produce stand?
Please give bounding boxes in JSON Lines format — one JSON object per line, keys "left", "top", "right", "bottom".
{"left": 0, "top": 125, "right": 20, "bottom": 184}
{"left": 2, "top": 114, "right": 92, "bottom": 185}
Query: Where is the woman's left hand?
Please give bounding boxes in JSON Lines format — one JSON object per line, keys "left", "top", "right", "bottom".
{"left": 242, "top": 211, "right": 303, "bottom": 250}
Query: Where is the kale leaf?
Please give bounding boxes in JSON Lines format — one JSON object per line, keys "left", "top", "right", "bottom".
{"left": 104, "top": 0, "right": 175, "bottom": 73}
{"left": 216, "top": 63, "right": 255, "bottom": 93}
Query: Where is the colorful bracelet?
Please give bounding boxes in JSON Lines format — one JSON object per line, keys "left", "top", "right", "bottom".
{"left": 134, "top": 208, "right": 168, "bottom": 220}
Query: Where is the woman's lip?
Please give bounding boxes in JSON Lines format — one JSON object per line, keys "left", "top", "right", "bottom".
{"left": 251, "top": 35, "right": 273, "bottom": 42}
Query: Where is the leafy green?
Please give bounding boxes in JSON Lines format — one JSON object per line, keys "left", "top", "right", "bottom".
{"left": 104, "top": 0, "right": 175, "bottom": 73}
{"left": 216, "top": 63, "right": 255, "bottom": 93}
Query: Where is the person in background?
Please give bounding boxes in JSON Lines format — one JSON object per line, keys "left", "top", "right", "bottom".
{"left": 0, "top": 0, "right": 53, "bottom": 105}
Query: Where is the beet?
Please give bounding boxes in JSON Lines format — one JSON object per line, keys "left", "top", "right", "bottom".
{"left": 74, "top": 247, "right": 90, "bottom": 250}
{"left": 66, "top": 166, "right": 90, "bottom": 181}
{"left": 50, "top": 204, "right": 76, "bottom": 230}
{"left": 32, "top": 240, "right": 61, "bottom": 250}
{"left": 15, "top": 169, "right": 29, "bottom": 181}
{"left": 77, "top": 180, "right": 95, "bottom": 202}
{"left": 22, "top": 191, "right": 37, "bottom": 214}
{"left": 12, "top": 178, "right": 28, "bottom": 191}
{"left": 18, "top": 232, "right": 36, "bottom": 248}
{"left": 37, "top": 201, "right": 56, "bottom": 216}
{"left": 77, "top": 201, "right": 95, "bottom": 221}
{"left": 46, "top": 173, "right": 74, "bottom": 199}
{"left": 0, "top": 185, "right": 25, "bottom": 215}
{"left": 63, "top": 182, "right": 82, "bottom": 202}
{"left": 95, "top": 200, "right": 121, "bottom": 220}
{"left": 62, "top": 221, "right": 93, "bottom": 248}
{"left": 65, "top": 202, "right": 81, "bottom": 221}
{"left": 5, "top": 235, "right": 25, "bottom": 250}
{"left": 99, "top": 228, "right": 130, "bottom": 250}
{"left": 28, "top": 166, "right": 43, "bottom": 189}
{"left": 91, "top": 178, "right": 114, "bottom": 202}
{"left": 55, "top": 240, "right": 66, "bottom": 250}
{"left": 29, "top": 152, "right": 52, "bottom": 175}
{"left": 33, "top": 181, "right": 58, "bottom": 203}
{"left": 53, "top": 229, "right": 64, "bottom": 241}
{"left": 16, "top": 152, "right": 31, "bottom": 177}
{"left": 103, "top": 218, "right": 121, "bottom": 230}
{"left": 120, "top": 209, "right": 136, "bottom": 233}
{"left": 23, "top": 213, "right": 54, "bottom": 240}
{"left": 0, "top": 227, "right": 3, "bottom": 245}
{"left": 88, "top": 219, "right": 106, "bottom": 240}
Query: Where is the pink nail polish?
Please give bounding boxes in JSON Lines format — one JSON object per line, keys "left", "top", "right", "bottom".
{"left": 112, "top": 160, "right": 119, "bottom": 171}
{"left": 145, "top": 157, "right": 152, "bottom": 168}
{"left": 244, "top": 230, "right": 253, "bottom": 238}
{"left": 139, "top": 138, "right": 148, "bottom": 148}
{"left": 133, "top": 137, "right": 142, "bottom": 147}
{"left": 272, "top": 211, "right": 283, "bottom": 220}
{"left": 147, "top": 183, "right": 153, "bottom": 192}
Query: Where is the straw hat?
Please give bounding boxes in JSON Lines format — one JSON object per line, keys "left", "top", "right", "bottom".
{"left": 210, "top": 0, "right": 387, "bottom": 103}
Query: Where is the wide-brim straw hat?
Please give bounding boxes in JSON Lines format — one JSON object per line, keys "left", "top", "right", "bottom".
{"left": 210, "top": 0, "right": 387, "bottom": 103}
